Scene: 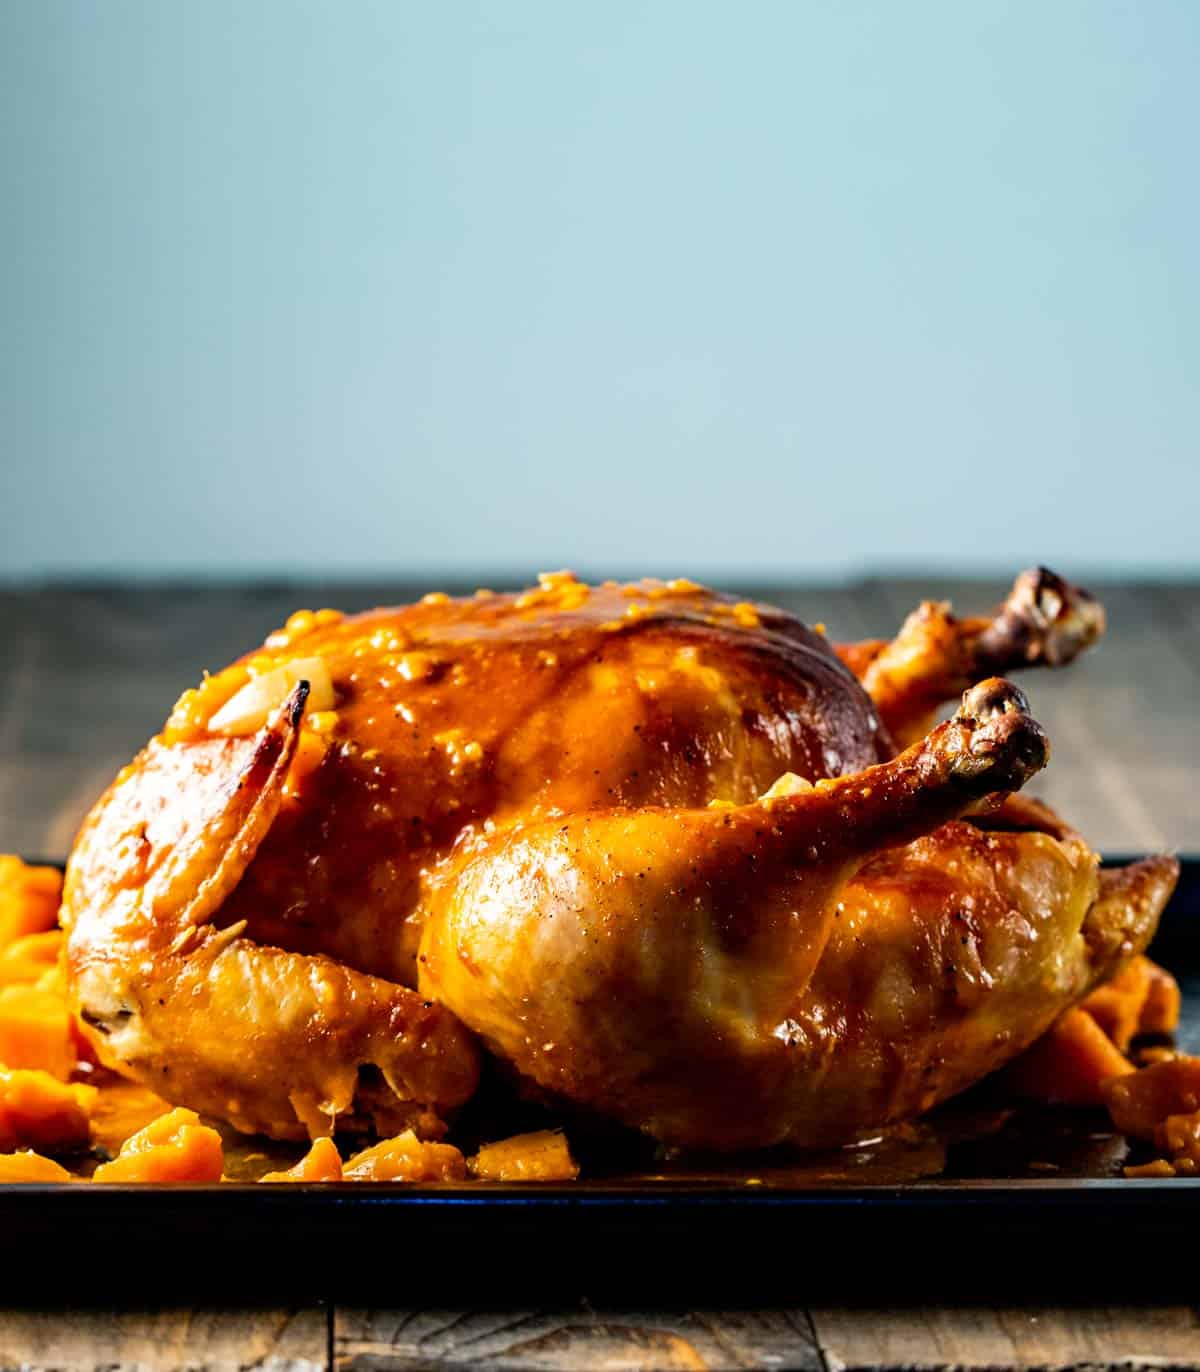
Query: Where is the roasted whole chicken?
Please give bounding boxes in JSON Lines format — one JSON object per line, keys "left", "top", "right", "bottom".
{"left": 61, "top": 570, "right": 1179, "bottom": 1152}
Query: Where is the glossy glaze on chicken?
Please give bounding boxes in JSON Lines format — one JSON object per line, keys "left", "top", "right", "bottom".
{"left": 60, "top": 571, "right": 1178, "bottom": 1150}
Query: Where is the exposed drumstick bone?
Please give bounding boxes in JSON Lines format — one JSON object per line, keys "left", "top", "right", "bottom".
{"left": 976, "top": 565, "right": 1106, "bottom": 669}
{"left": 837, "top": 566, "right": 1104, "bottom": 746}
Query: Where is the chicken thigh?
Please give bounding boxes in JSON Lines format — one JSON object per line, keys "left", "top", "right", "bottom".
{"left": 60, "top": 571, "right": 1176, "bottom": 1149}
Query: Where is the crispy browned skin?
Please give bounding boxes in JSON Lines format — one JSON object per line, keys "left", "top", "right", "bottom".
{"left": 767, "top": 842, "right": 1177, "bottom": 1150}
{"left": 61, "top": 572, "right": 1172, "bottom": 1148}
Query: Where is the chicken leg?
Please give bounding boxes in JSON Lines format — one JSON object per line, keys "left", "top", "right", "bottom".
{"left": 419, "top": 679, "right": 1053, "bottom": 1149}
{"left": 839, "top": 567, "right": 1105, "bottom": 746}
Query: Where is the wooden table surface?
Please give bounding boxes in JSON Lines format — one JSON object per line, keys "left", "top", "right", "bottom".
{"left": 1, "top": 576, "right": 1198, "bottom": 1372}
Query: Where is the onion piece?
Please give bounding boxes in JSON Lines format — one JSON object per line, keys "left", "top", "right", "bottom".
{"left": 207, "top": 657, "right": 334, "bottom": 737}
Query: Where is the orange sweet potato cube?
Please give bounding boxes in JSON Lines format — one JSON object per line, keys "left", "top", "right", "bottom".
{"left": 1105, "top": 1056, "right": 1200, "bottom": 1139}
{"left": 0, "top": 931, "right": 64, "bottom": 988}
{"left": 92, "top": 1107, "right": 224, "bottom": 1183}
{"left": 1079, "top": 957, "right": 1151, "bottom": 1052}
{"left": 0, "top": 1067, "right": 93, "bottom": 1153}
{"left": 0, "top": 985, "right": 76, "bottom": 1079}
{"left": 0, "top": 1150, "right": 73, "bottom": 1182}
{"left": 260, "top": 1136, "right": 343, "bottom": 1183}
{"left": 1123, "top": 1159, "right": 1176, "bottom": 1178}
{"left": 343, "top": 1130, "right": 466, "bottom": 1182}
{"left": 1139, "top": 958, "right": 1182, "bottom": 1035}
{"left": 1003, "top": 1006, "right": 1133, "bottom": 1107}
{"left": 1158, "top": 1110, "right": 1200, "bottom": 1170}
{"left": 0, "top": 858, "right": 62, "bottom": 948}
{"left": 469, "top": 1129, "right": 580, "bottom": 1181}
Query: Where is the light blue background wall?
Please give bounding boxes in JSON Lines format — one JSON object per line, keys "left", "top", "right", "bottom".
{"left": 2, "top": 1, "right": 1197, "bottom": 580}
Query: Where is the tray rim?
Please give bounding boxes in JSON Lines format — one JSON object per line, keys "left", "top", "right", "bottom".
{"left": 2, "top": 1176, "right": 1200, "bottom": 1200}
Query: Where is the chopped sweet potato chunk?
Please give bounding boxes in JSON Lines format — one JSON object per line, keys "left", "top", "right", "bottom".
{"left": 1159, "top": 1111, "right": 1200, "bottom": 1172}
{"left": 1079, "top": 957, "right": 1151, "bottom": 1052}
{"left": 92, "top": 1107, "right": 224, "bottom": 1182}
{"left": 1139, "top": 958, "right": 1182, "bottom": 1035}
{"left": 1124, "top": 1159, "right": 1177, "bottom": 1179}
{"left": 261, "top": 1136, "right": 343, "bottom": 1182}
{"left": 1104, "top": 1056, "right": 1200, "bottom": 1138}
{"left": 1105, "top": 1055, "right": 1200, "bottom": 1177}
{"left": 343, "top": 1130, "right": 466, "bottom": 1182}
{"left": 0, "top": 1067, "right": 94, "bottom": 1153}
{"left": 469, "top": 1129, "right": 580, "bottom": 1181}
{"left": 0, "top": 1150, "right": 73, "bottom": 1182}
{"left": 0, "top": 931, "right": 63, "bottom": 988}
{"left": 1077, "top": 955, "right": 1180, "bottom": 1051}
{"left": 1003, "top": 1006, "right": 1133, "bottom": 1106}
{"left": 0, "top": 985, "right": 76, "bottom": 1079}
{"left": 0, "top": 858, "right": 62, "bottom": 948}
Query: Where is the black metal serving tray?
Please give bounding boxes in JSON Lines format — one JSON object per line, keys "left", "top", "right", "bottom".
{"left": 4, "top": 857, "right": 1198, "bottom": 1303}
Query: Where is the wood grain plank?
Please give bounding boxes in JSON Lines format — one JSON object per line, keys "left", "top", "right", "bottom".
{"left": 0, "top": 1306, "right": 330, "bottom": 1372}
{"left": 0, "top": 592, "right": 31, "bottom": 724}
{"left": 810, "top": 1303, "right": 1200, "bottom": 1371}
{"left": 1151, "top": 581, "right": 1200, "bottom": 637}
{"left": 334, "top": 1305, "right": 823, "bottom": 1371}
{"left": 0, "top": 593, "right": 38, "bottom": 751}
{"left": 0, "top": 757, "right": 127, "bottom": 859}
{"left": 1147, "top": 582, "right": 1200, "bottom": 689}
{"left": 0, "top": 591, "right": 42, "bottom": 856}
{"left": 738, "top": 582, "right": 895, "bottom": 644}
{"left": 1062, "top": 582, "right": 1200, "bottom": 854}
